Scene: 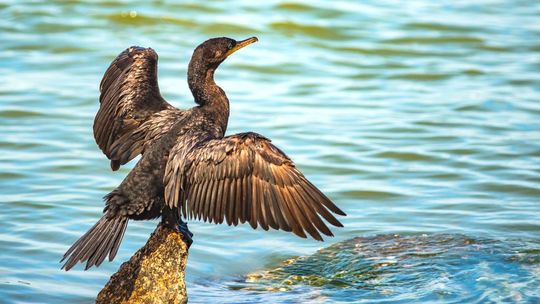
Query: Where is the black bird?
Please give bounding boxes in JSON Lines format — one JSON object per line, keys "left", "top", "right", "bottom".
{"left": 61, "top": 37, "right": 346, "bottom": 271}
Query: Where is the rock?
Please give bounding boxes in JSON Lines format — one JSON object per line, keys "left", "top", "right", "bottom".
{"left": 96, "top": 223, "right": 188, "bottom": 304}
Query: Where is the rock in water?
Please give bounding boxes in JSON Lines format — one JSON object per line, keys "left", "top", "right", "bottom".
{"left": 96, "top": 224, "right": 188, "bottom": 304}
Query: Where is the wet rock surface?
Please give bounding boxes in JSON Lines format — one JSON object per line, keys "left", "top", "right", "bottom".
{"left": 194, "top": 234, "right": 540, "bottom": 303}
{"left": 96, "top": 224, "right": 188, "bottom": 304}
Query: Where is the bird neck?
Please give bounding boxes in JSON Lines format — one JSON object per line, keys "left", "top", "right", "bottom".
{"left": 188, "top": 64, "right": 230, "bottom": 135}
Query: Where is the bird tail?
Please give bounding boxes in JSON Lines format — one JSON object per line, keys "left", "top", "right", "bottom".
{"left": 61, "top": 214, "right": 128, "bottom": 271}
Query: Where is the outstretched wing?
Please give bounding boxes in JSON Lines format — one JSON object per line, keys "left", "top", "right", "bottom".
{"left": 94, "top": 46, "right": 183, "bottom": 170}
{"left": 164, "top": 132, "right": 346, "bottom": 241}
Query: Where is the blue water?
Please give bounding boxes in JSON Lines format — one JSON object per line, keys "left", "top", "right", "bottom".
{"left": 1, "top": 1, "right": 539, "bottom": 303}
{"left": 194, "top": 234, "right": 540, "bottom": 303}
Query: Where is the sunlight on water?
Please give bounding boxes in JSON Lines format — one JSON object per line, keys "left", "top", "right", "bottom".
{"left": 1, "top": 0, "right": 539, "bottom": 302}
{"left": 191, "top": 234, "right": 540, "bottom": 303}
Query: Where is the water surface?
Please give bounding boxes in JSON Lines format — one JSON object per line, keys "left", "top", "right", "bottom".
{"left": 1, "top": 0, "right": 540, "bottom": 303}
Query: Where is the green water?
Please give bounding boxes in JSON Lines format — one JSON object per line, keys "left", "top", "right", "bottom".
{"left": 1, "top": 1, "right": 539, "bottom": 303}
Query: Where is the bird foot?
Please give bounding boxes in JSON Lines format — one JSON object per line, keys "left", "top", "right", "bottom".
{"left": 177, "top": 221, "right": 193, "bottom": 248}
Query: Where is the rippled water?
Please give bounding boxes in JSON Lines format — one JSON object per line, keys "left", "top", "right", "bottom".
{"left": 1, "top": 1, "right": 539, "bottom": 303}
{"left": 197, "top": 234, "right": 540, "bottom": 303}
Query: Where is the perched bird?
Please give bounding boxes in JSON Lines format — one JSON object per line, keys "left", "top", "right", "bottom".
{"left": 61, "top": 37, "right": 346, "bottom": 271}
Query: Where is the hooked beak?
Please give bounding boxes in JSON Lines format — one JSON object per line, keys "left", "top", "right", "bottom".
{"left": 225, "top": 37, "right": 258, "bottom": 57}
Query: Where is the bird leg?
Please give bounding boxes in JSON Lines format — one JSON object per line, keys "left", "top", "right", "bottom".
{"left": 161, "top": 206, "right": 193, "bottom": 248}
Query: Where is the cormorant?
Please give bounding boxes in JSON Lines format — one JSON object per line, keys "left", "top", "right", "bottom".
{"left": 61, "top": 37, "right": 346, "bottom": 271}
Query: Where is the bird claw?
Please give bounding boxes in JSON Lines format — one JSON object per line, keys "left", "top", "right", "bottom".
{"left": 177, "top": 221, "right": 193, "bottom": 248}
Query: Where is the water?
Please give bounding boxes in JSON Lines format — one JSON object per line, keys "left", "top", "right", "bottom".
{"left": 197, "top": 235, "right": 540, "bottom": 303}
{"left": 1, "top": 1, "right": 539, "bottom": 303}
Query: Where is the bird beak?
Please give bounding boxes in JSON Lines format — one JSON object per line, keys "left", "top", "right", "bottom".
{"left": 225, "top": 37, "right": 258, "bottom": 57}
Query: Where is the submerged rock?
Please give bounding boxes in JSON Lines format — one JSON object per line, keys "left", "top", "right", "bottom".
{"left": 96, "top": 224, "right": 188, "bottom": 304}
{"left": 233, "top": 234, "right": 540, "bottom": 302}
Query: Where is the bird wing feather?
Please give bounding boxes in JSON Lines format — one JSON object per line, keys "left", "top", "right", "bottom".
{"left": 94, "top": 46, "right": 184, "bottom": 170}
{"left": 163, "top": 132, "right": 346, "bottom": 241}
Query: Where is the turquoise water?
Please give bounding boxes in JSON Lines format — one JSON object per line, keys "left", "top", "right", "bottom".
{"left": 196, "top": 235, "right": 540, "bottom": 303}
{"left": 1, "top": 1, "right": 540, "bottom": 303}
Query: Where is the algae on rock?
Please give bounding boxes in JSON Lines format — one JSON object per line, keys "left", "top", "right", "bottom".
{"left": 96, "top": 223, "right": 188, "bottom": 304}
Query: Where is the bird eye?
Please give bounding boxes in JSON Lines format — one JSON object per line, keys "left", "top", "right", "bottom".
{"left": 227, "top": 42, "right": 233, "bottom": 50}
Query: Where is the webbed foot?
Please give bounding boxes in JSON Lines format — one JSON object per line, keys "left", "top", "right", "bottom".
{"left": 178, "top": 221, "right": 193, "bottom": 248}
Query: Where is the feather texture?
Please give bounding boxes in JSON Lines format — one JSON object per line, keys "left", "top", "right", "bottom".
{"left": 61, "top": 215, "right": 128, "bottom": 271}
{"left": 94, "top": 46, "right": 184, "bottom": 170}
{"left": 164, "top": 132, "right": 346, "bottom": 241}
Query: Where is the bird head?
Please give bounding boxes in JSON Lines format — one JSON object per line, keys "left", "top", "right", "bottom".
{"left": 190, "top": 36, "right": 258, "bottom": 70}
